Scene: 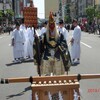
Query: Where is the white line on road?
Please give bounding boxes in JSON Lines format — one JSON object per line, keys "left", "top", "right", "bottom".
{"left": 81, "top": 42, "right": 92, "bottom": 48}
{"left": 9, "top": 44, "right": 11, "bottom": 46}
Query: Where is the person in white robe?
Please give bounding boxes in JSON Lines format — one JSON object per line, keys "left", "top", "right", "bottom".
{"left": 11, "top": 31, "right": 17, "bottom": 62}
{"left": 23, "top": 25, "right": 30, "bottom": 59}
{"left": 11, "top": 22, "right": 25, "bottom": 62}
{"left": 19, "top": 23, "right": 26, "bottom": 59}
{"left": 20, "top": 24, "right": 25, "bottom": 30}
{"left": 58, "top": 19, "right": 68, "bottom": 42}
{"left": 27, "top": 26, "right": 34, "bottom": 60}
{"left": 39, "top": 21, "right": 47, "bottom": 36}
{"left": 70, "top": 19, "right": 81, "bottom": 64}
{"left": 20, "top": 18, "right": 25, "bottom": 30}
{"left": 58, "top": 19, "right": 71, "bottom": 73}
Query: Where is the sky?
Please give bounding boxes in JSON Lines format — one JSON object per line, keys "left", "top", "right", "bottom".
{"left": 33, "top": 0, "right": 45, "bottom": 19}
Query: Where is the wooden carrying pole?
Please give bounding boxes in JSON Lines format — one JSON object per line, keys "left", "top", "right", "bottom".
{"left": 1, "top": 74, "right": 100, "bottom": 100}
{"left": 1, "top": 74, "right": 100, "bottom": 84}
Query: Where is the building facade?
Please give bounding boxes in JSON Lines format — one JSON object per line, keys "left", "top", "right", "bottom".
{"left": 12, "top": 0, "right": 30, "bottom": 19}
{"left": 0, "top": 0, "right": 12, "bottom": 11}
{"left": 70, "top": 0, "right": 100, "bottom": 20}
{"left": 70, "top": 0, "right": 76, "bottom": 20}
{"left": 0, "top": 0, "right": 12, "bottom": 25}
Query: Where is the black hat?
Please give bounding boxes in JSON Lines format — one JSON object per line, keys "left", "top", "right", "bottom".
{"left": 22, "top": 18, "right": 24, "bottom": 23}
{"left": 43, "top": 21, "right": 47, "bottom": 25}
{"left": 72, "top": 19, "right": 77, "bottom": 23}
{"left": 15, "top": 21, "right": 20, "bottom": 26}
{"left": 59, "top": 19, "right": 64, "bottom": 24}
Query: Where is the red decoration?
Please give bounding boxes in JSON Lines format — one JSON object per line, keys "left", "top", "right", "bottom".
{"left": 23, "top": 7, "right": 37, "bottom": 27}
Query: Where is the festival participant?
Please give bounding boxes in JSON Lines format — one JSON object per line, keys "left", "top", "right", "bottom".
{"left": 20, "top": 18, "right": 25, "bottom": 31}
{"left": 58, "top": 19, "right": 68, "bottom": 43}
{"left": 19, "top": 18, "right": 26, "bottom": 59}
{"left": 23, "top": 24, "right": 30, "bottom": 60}
{"left": 34, "top": 12, "right": 71, "bottom": 76}
{"left": 27, "top": 25, "right": 34, "bottom": 60}
{"left": 11, "top": 21, "right": 25, "bottom": 63}
{"left": 70, "top": 19, "right": 81, "bottom": 64}
{"left": 39, "top": 21, "right": 47, "bottom": 36}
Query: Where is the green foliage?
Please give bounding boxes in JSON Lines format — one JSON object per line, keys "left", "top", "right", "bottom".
{"left": 64, "top": 15, "right": 71, "bottom": 23}
{"left": 86, "top": 5, "right": 100, "bottom": 22}
{"left": 96, "top": 11, "right": 100, "bottom": 19}
{"left": 95, "top": 9, "right": 100, "bottom": 19}
{"left": 59, "top": 0, "right": 62, "bottom": 16}
{"left": 6, "top": 9, "right": 14, "bottom": 16}
{"left": 86, "top": 6, "right": 95, "bottom": 22}
{"left": 0, "top": 10, "right": 3, "bottom": 17}
{"left": 5, "top": 9, "right": 14, "bottom": 21}
{"left": 65, "top": 4, "right": 70, "bottom": 14}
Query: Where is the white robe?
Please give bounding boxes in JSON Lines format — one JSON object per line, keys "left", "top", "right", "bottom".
{"left": 11, "top": 31, "right": 17, "bottom": 60}
{"left": 12, "top": 29, "right": 25, "bottom": 59}
{"left": 19, "top": 24, "right": 26, "bottom": 57}
{"left": 20, "top": 24, "right": 25, "bottom": 30}
{"left": 23, "top": 28, "right": 29, "bottom": 58}
{"left": 58, "top": 27, "right": 68, "bottom": 41}
{"left": 39, "top": 27, "right": 47, "bottom": 36}
{"left": 27, "top": 28, "right": 34, "bottom": 59}
{"left": 71, "top": 25, "right": 81, "bottom": 60}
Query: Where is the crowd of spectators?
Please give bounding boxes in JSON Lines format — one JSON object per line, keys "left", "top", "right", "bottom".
{"left": 0, "top": 24, "right": 13, "bottom": 34}
{"left": 64, "top": 21, "right": 100, "bottom": 35}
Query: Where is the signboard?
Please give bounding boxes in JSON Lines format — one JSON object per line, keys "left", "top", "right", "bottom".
{"left": 23, "top": 7, "right": 37, "bottom": 28}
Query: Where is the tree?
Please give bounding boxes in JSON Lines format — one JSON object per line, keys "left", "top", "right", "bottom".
{"left": 4, "top": 9, "right": 14, "bottom": 22}
{"left": 95, "top": 5, "right": 100, "bottom": 19}
{"left": 0, "top": 10, "right": 3, "bottom": 17}
{"left": 95, "top": 10, "right": 100, "bottom": 19}
{"left": 64, "top": 15, "right": 71, "bottom": 23}
{"left": 0, "top": 10, "right": 3, "bottom": 24}
{"left": 86, "top": 6, "right": 95, "bottom": 22}
{"left": 64, "top": 3, "right": 71, "bottom": 23}
{"left": 5, "top": 9, "right": 14, "bottom": 17}
{"left": 59, "top": 0, "right": 62, "bottom": 17}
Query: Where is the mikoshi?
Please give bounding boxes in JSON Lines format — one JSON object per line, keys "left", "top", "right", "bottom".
{"left": 1, "top": 74, "right": 100, "bottom": 100}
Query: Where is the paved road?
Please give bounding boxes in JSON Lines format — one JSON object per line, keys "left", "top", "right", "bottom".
{"left": 0, "top": 31, "right": 100, "bottom": 100}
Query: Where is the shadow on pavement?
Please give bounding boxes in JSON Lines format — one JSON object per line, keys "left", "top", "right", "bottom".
{"left": 6, "top": 86, "right": 31, "bottom": 99}
{"left": 6, "top": 62, "right": 22, "bottom": 66}
{"left": 6, "top": 60, "right": 34, "bottom": 66}
{"left": 71, "top": 63, "right": 80, "bottom": 66}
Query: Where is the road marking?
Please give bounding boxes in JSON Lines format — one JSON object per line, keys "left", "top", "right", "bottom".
{"left": 81, "top": 42, "right": 92, "bottom": 48}
{"left": 9, "top": 44, "right": 11, "bottom": 46}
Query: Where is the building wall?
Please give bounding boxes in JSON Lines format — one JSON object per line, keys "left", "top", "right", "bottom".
{"left": 0, "top": 3, "right": 3, "bottom": 10}
{"left": 45, "top": 0, "right": 59, "bottom": 19}
{"left": 0, "top": 0, "right": 11, "bottom": 10}
{"left": 14, "top": 0, "right": 30, "bottom": 19}
{"left": 24, "top": 0, "right": 30, "bottom": 7}
{"left": 95, "top": 0, "right": 99, "bottom": 5}
{"left": 70, "top": 0, "right": 77, "bottom": 19}
{"left": 0, "top": 0, "right": 12, "bottom": 25}
{"left": 78, "top": 0, "right": 87, "bottom": 17}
